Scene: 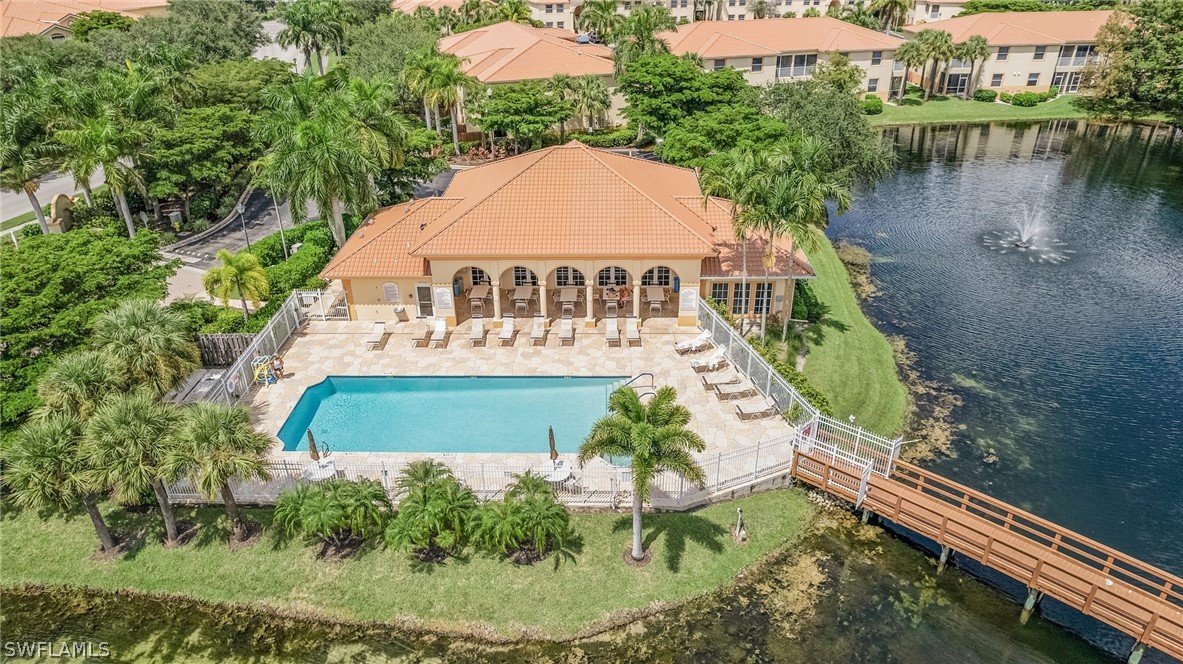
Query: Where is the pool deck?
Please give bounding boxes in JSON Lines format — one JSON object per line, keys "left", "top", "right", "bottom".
{"left": 251, "top": 318, "right": 795, "bottom": 470}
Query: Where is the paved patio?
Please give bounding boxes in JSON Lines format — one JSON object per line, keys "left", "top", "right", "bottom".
{"left": 248, "top": 319, "right": 794, "bottom": 473}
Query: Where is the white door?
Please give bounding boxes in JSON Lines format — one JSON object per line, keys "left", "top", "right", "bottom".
{"left": 416, "top": 284, "right": 433, "bottom": 318}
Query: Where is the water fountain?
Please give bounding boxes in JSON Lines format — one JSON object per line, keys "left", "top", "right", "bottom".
{"left": 981, "top": 202, "right": 1074, "bottom": 264}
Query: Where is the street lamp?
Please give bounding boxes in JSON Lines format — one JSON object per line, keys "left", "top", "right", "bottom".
{"left": 236, "top": 202, "right": 252, "bottom": 254}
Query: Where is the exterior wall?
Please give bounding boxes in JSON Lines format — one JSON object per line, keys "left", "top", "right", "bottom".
{"left": 970, "top": 44, "right": 1093, "bottom": 94}
{"left": 698, "top": 278, "right": 796, "bottom": 321}
{"left": 906, "top": 0, "right": 967, "bottom": 24}
{"left": 705, "top": 49, "right": 897, "bottom": 99}
{"left": 532, "top": 0, "right": 573, "bottom": 29}
{"left": 345, "top": 278, "right": 426, "bottom": 321}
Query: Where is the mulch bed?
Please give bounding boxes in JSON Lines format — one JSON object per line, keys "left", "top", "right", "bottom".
{"left": 623, "top": 546, "right": 654, "bottom": 568}
{"left": 162, "top": 521, "right": 200, "bottom": 549}
{"left": 317, "top": 536, "right": 367, "bottom": 561}
{"left": 227, "top": 521, "right": 264, "bottom": 551}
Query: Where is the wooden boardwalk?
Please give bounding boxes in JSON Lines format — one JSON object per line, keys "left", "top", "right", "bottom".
{"left": 790, "top": 449, "right": 1183, "bottom": 663}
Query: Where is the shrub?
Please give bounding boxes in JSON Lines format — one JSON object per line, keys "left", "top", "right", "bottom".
{"left": 861, "top": 95, "right": 883, "bottom": 115}
{"left": 472, "top": 492, "right": 575, "bottom": 565}
{"left": 1010, "top": 91, "right": 1040, "bottom": 107}
{"left": 704, "top": 297, "right": 736, "bottom": 327}
{"left": 385, "top": 462, "right": 477, "bottom": 562}
{"left": 203, "top": 306, "right": 249, "bottom": 334}
{"left": 1047, "top": 85, "right": 1059, "bottom": 98}
{"left": 250, "top": 220, "right": 332, "bottom": 266}
{"left": 168, "top": 298, "right": 225, "bottom": 337}
{"left": 973, "top": 89, "right": 997, "bottom": 102}
{"left": 571, "top": 126, "right": 635, "bottom": 148}
{"left": 791, "top": 281, "right": 824, "bottom": 324}
{"left": 754, "top": 344, "right": 835, "bottom": 417}
{"left": 999, "top": 91, "right": 1014, "bottom": 103}
{"left": 274, "top": 479, "right": 392, "bottom": 554}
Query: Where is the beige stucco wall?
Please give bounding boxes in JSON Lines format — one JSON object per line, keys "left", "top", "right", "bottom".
{"left": 697, "top": 278, "right": 795, "bottom": 319}
{"left": 707, "top": 49, "right": 897, "bottom": 99}
{"left": 906, "top": 0, "right": 968, "bottom": 24}
{"left": 967, "top": 45, "right": 1087, "bottom": 94}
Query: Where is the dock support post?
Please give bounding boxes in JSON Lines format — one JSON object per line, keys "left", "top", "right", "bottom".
{"left": 936, "top": 545, "right": 951, "bottom": 574}
{"left": 861, "top": 508, "right": 872, "bottom": 524}
{"left": 1127, "top": 643, "right": 1146, "bottom": 664}
{"left": 1020, "top": 588, "right": 1042, "bottom": 625}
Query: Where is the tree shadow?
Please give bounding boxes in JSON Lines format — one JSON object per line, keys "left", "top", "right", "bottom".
{"left": 612, "top": 512, "right": 727, "bottom": 573}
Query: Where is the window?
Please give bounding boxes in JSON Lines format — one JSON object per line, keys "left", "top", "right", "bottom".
{"left": 753, "top": 283, "right": 771, "bottom": 314}
{"left": 1034, "top": 45, "right": 1045, "bottom": 60}
{"left": 470, "top": 267, "right": 490, "bottom": 285}
{"left": 738, "top": 13, "right": 745, "bottom": 18}
{"left": 997, "top": 46, "right": 1009, "bottom": 61}
{"left": 731, "top": 283, "right": 751, "bottom": 315}
{"left": 867, "top": 78, "right": 879, "bottom": 92}
{"left": 751, "top": 57, "right": 763, "bottom": 72}
{"left": 681, "top": 0, "right": 688, "bottom": 7}
{"left": 382, "top": 282, "right": 400, "bottom": 303}
{"left": 739, "top": 0, "right": 746, "bottom": 5}
{"left": 641, "top": 266, "right": 672, "bottom": 286}
{"left": 545, "top": 21, "right": 553, "bottom": 27}
{"left": 728, "top": 0, "right": 735, "bottom": 6}
{"left": 670, "top": 0, "right": 677, "bottom": 6}
{"left": 713, "top": 58, "right": 726, "bottom": 71}
{"left": 871, "top": 51, "right": 882, "bottom": 65}
{"left": 596, "top": 266, "right": 629, "bottom": 287}
{"left": 545, "top": 3, "right": 553, "bottom": 11}
{"left": 710, "top": 283, "right": 729, "bottom": 306}
{"left": 991, "top": 73, "right": 1003, "bottom": 87}
{"left": 555, "top": 267, "right": 585, "bottom": 287}
{"left": 512, "top": 267, "right": 538, "bottom": 287}
{"left": 728, "top": 13, "right": 735, "bottom": 19}
{"left": 557, "top": 20, "right": 564, "bottom": 28}
{"left": 1027, "top": 72, "right": 1039, "bottom": 86}
{"left": 557, "top": 3, "right": 563, "bottom": 10}
{"left": 51, "top": 34, "right": 66, "bottom": 41}
{"left": 927, "top": 3, "right": 939, "bottom": 18}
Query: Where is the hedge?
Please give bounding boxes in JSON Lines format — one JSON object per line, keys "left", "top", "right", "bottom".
{"left": 571, "top": 126, "right": 635, "bottom": 148}
{"left": 973, "top": 89, "right": 997, "bottom": 102}
{"left": 861, "top": 95, "right": 884, "bottom": 115}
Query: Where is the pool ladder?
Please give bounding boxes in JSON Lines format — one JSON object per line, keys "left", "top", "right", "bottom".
{"left": 621, "top": 372, "right": 656, "bottom": 400}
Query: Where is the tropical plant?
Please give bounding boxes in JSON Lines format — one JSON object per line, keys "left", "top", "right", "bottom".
{"left": 840, "top": 1, "right": 880, "bottom": 30}
{"left": 203, "top": 250, "right": 269, "bottom": 321}
{"left": 275, "top": 478, "right": 392, "bottom": 552}
{"left": 5, "top": 414, "right": 118, "bottom": 552}
{"left": 54, "top": 113, "right": 148, "bottom": 238}
{"left": 276, "top": 0, "right": 345, "bottom": 75}
{"left": 412, "top": 53, "right": 478, "bottom": 152}
{"left": 802, "top": 7, "right": 822, "bottom": 16}
{"left": 577, "top": 386, "right": 706, "bottom": 562}
{"left": 577, "top": 0, "right": 624, "bottom": 42}
{"left": 749, "top": 0, "right": 778, "bottom": 18}
{"left": 916, "top": 29, "right": 956, "bottom": 101}
{"left": 497, "top": 0, "right": 534, "bottom": 23}
{"left": 84, "top": 391, "right": 184, "bottom": 544}
{"left": 396, "top": 458, "right": 455, "bottom": 493}
{"left": 163, "top": 402, "right": 273, "bottom": 542}
{"left": 35, "top": 350, "right": 124, "bottom": 420}
{"left": 459, "top": 0, "right": 491, "bottom": 23}
{"left": 701, "top": 147, "right": 766, "bottom": 330}
{"left": 91, "top": 299, "right": 200, "bottom": 397}
{"left": 472, "top": 492, "right": 574, "bottom": 563}
{"left": 0, "top": 88, "right": 63, "bottom": 234}
{"left": 385, "top": 466, "right": 476, "bottom": 560}
{"left": 569, "top": 75, "right": 613, "bottom": 131}
{"left": 892, "top": 39, "right": 927, "bottom": 101}
{"left": 956, "top": 35, "right": 991, "bottom": 98}
{"left": 870, "top": 0, "right": 914, "bottom": 30}
{"left": 611, "top": 4, "right": 676, "bottom": 77}
{"left": 506, "top": 470, "right": 555, "bottom": 500}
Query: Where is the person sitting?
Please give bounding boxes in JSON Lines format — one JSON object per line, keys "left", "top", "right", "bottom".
{"left": 618, "top": 286, "right": 632, "bottom": 304}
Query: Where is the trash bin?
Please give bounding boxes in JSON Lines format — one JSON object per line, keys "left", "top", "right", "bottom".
{"left": 394, "top": 305, "right": 409, "bottom": 322}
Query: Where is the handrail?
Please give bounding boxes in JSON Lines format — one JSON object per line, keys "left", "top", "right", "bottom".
{"left": 621, "top": 372, "right": 655, "bottom": 389}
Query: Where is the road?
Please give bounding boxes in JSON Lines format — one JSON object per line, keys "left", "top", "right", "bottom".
{"left": 0, "top": 169, "right": 105, "bottom": 225}
{"left": 254, "top": 20, "right": 305, "bottom": 72}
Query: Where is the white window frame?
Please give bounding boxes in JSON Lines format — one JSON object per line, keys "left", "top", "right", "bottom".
{"left": 641, "top": 266, "right": 672, "bottom": 287}
{"left": 555, "top": 267, "right": 586, "bottom": 287}
{"left": 711, "top": 282, "right": 729, "bottom": 305}
{"left": 513, "top": 267, "right": 538, "bottom": 287}
{"left": 596, "top": 266, "right": 629, "bottom": 287}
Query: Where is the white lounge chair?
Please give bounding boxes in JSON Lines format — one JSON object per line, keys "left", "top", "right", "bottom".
{"left": 498, "top": 314, "right": 515, "bottom": 346}
{"left": 530, "top": 315, "right": 547, "bottom": 346}
{"left": 625, "top": 316, "right": 641, "bottom": 347}
{"left": 605, "top": 317, "right": 620, "bottom": 347}
{"left": 469, "top": 316, "right": 485, "bottom": 347}
{"left": 365, "top": 321, "right": 386, "bottom": 350}
{"left": 429, "top": 318, "right": 448, "bottom": 348}
{"left": 700, "top": 370, "right": 739, "bottom": 391}
{"left": 410, "top": 322, "right": 430, "bottom": 348}
{"left": 690, "top": 345, "right": 727, "bottom": 372}
{"left": 675, "top": 330, "right": 713, "bottom": 355}
{"left": 735, "top": 397, "right": 779, "bottom": 421}
{"left": 559, "top": 316, "right": 574, "bottom": 346}
{"left": 714, "top": 382, "right": 756, "bottom": 401}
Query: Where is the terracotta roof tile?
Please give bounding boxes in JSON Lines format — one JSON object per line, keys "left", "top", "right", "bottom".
{"left": 663, "top": 17, "right": 903, "bottom": 59}
{"left": 903, "top": 10, "right": 1112, "bottom": 46}
{"left": 320, "top": 199, "right": 456, "bottom": 279}
{"left": 675, "top": 197, "right": 815, "bottom": 279}
{"left": 1, "top": 0, "right": 164, "bottom": 37}
{"left": 438, "top": 21, "right": 613, "bottom": 83}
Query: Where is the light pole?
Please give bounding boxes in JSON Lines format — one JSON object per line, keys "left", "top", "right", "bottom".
{"left": 272, "top": 194, "right": 289, "bottom": 259}
{"left": 236, "top": 202, "right": 252, "bottom": 254}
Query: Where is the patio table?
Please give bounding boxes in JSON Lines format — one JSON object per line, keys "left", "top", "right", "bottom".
{"left": 469, "top": 284, "right": 490, "bottom": 301}
{"left": 302, "top": 459, "right": 336, "bottom": 482}
{"left": 560, "top": 288, "right": 579, "bottom": 304}
{"left": 513, "top": 286, "right": 534, "bottom": 303}
{"left": 645, "top": 287, "right": 666, "bottom": 304}
{"left": 533, "top": 461, "right": 574, "bottom": 483}
{"left": 602, "top": 287, "right": 619, "bottom": 302}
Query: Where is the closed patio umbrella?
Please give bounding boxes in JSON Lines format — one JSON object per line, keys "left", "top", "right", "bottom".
{"left": 548, "top": 426, "right": 558, "bottom": 462}
{"left": 307, "top": 428, "right": 320, "bottom": 461}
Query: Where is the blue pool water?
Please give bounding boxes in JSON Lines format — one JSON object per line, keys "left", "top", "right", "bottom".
{"left": 277, "top": 376, "right": 625, "bottom": 454}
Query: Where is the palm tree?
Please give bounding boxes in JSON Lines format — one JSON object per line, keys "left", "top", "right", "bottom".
{"left": 5, "top": 414, "right": 118, "bottom": 552}
{"left": 497, "top": 0, "right": 533, "bottom": 23}
{"left": 36, "top": 350, "right": 124, "bottom": 420}
{"left": 840, "top": 1, "right": 880, "bottom": 30}
{"left": 0, "top": 90, "right": 62, "bottom": 234}
{"left": 578, "top": 386, "right": 705, "bottom": 562}
{"left": 84, "top": 392, "right": 183, "bottom": 545}
{"left": 277, "top": 0, "right": 345, "bottom": 75}
{"left": 917, "top": 29, "right": 956, "bottom": 101}
{"left": 958, "top": 35, "right": 991, "bottom": 98}
{"left": 611, "top": 4, "right": 676, "bottom": 78}
{"left": 570, "top": 75, "right": 612, "bottom": 131}
{"left": 749, "top": 0, "right": 778, "bottom": 18}
{"left": 92, "top": 299, "right": 200, "bottom": 397}
{"left": 276, "top": 479, "right": 391, "bottom": 550}
{"left": 421, "top": 55, "right": 478, "bottom": 153}
{"left": 203, "top": 250, "right": 269, "bottom": 322}
{"left": 164, "top": 402, "right": 273, "bottom": 542}
{"left": 701, "top": 147, "right": 767, "bottom": 332}
{"left": 437, "top": 6, "right": 460, "bottom": 33}
{"left": 892, "top": 40, "right": 927, "bottom": 103}
{"left": 577, "top": 0, "right": 623, "bottom": 42}
{"left": 385, "top": 470, "right": 477, "bottom": 559}
{"left": 546, "top": 74, "right": 577, "bottom": 141}
{"left": 871, "top": 0, "right": 913, "bottom": 31}
{"left": 459, "top": 0, "right": 489, "bottom": 24}
{"left": 404, "top": 49, "right": 443, "bottom": 130}
{"left": 55, "top": 114, "right": 148, "bottom": 237}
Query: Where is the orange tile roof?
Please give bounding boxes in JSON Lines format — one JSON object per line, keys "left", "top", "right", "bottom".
{"left": 663, "top": 17, "right": 902, "bottom": 59}
{"left": 1, "top": 0, "right": 165, "bottom": 38}
{"left": 903, "top": 10, "right": 1113, "bottom": 46}
{"left": 679, "top": 197, "right": 815, "bottom": 279}
{"left": 321, "top": 199, "right": 456, "bottom": 279}
{"left": 439, "top": 21, "right": 613, "bottom": 83}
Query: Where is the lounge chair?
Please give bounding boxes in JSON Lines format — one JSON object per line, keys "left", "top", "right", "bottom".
{"left": 365, "top": 321, "right": 386, "bottom": 350}
{"left": 559, "top": 316, "right": 575, "bottom": 346}
{"left": 701, "top": 370, "right": 740, "bottom": 391}
{"left": 410, "top": 322, "right": 430, "bottom": 348}
{"left": 429, "top": 318, "right": 448, "bottom": 348}
{"left": 690, "top": 345, "right": 728, "bottom": 372}
{"left": 714, "top": 382, "right": 756, "bottom": 401}
{"left": 605, "top": 317, "right": 620, "bottom": 347}
{"left": 625, "top": 316, "right": 641, "bottom": 347}
{"left": 675, "top": 330, "right": 713, "bottom": 355}
{"left": 469, "top": 316, "right": 485, "bottom": 347}
{"left": 530, "top": 315, "right": 547, "bottom": 346}
{"left": 735, "top": 397, "right": 779, "bottom": 421}
{"left": 498, "top": 314, "right": 516, "bottom": 346}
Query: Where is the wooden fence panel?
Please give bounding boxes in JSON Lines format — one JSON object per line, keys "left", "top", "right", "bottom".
{"left": 197, "top": 333, "right": 256, "bottom": 367}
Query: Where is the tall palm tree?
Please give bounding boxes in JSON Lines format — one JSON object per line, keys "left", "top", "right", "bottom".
{"left": 958, "top": 35, "right": 991, "bottom": 98}
{"left": 577, "top": 0, "right": 623, "bottom": 43}
{"left": 277, "top": 0, "right": 345, "bottom": 75}
{"left": 36, "top": 350, "right": 125, "bottom": 420}
{"left": 5, "top": 414, "right": 117, "bottom": 553}
{"left": 55, "top": 114, "right": 148, "bottom": 237}
{"left": 421, "top": 55, "right": 478, "bottom": 153}
{"left": 871, "top": 0, "right": 913, "bottom": 31}
{"left": 701, "top": 147, "right": 767, "bottom": 332}
{"left": 892, "top": 40, "right": 927, "bottom": 102}
{"left": 92, "top": 299, "right": 200, "bottom": 397}
{"left": 547, "top": 74, "right": 576, "bottom": 141}
{"left": 749, "top": 0, "right": 778, "bottom": 19}
{"left": 570, "top": 75, "right": 612, "bottom": 131}
{"left": 0, "top": 90, "right": 62, "bottom": 234}
{"left": 164, "top": 402, "right": 273, "bottom": 542}
{"left": 497, "top": 0, "right": 533, "bottom": 23}
{"left": 84, "top": 392, "right": 183, "bottom": 545}
{"left": 203, "top": 250, "right": 269, "bottom": 322}
{"left": 458, "top": 0, "right": 489, "bottom": 24}
{"left": 917, "top": 29, "right": 956, "bottom": 101}
{"left": 840, "top": 1, "right": 880, "bottom": 30}
{"left": 437, "top": 6, "right": 461, "bottom": 33}
{"left": 404, "top": 49, "right": 443, "bottom": 130}
{"left": 611, "top": 4, "right": 676, "bottom": 78}
{"left": 578, "top": 386, "right": 705, "bottom": 562}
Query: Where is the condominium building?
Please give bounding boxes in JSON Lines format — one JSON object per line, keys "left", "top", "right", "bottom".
{"left": 663, "top": 17, "right": 903, "bottom": 98}
{"left": 903, "top": 11, "right": 1111, "bottom": 94}
{"left": 905, "top": 0, "right": 970, "bottom": 25}
{"left": 1, "top": 0, "right": 167, "bottom": 39}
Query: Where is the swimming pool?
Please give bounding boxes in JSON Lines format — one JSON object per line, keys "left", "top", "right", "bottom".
{"left": 277, "top": 376, "right": 626, "bottom": 454}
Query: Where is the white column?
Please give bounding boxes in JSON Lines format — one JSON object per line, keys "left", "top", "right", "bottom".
{"left": 539, "top": 281, "right": 548, "bottom": 319}
{"left": 585, "top": 284, "right": 594, "bottom": 325}
{"left": 632, "top": 279, "right": 641, "bottom": 319}
{"left": 492, "top": 281, "right": 502, "bottom": 321}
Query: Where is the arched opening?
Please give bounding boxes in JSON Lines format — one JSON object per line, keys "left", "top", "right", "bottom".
{"left": 552, "top": 266, "right": 586, "bottom": 287}
{"left": 641, "top": 266, "right": 676, "bottom": 287}
{"left": 452, "top": 266, "right": 493, "bottom": 321}
{"left": 499, "top": 266, "right": 540, "bottom": 318}
{"left": 595, "top": 266, "right": 630, "bottom": 287}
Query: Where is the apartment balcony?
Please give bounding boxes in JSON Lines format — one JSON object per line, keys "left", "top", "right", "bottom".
{"left": 776, "top": 65, "right": 815, "bottom": 79}
{"left": 1056, "top": 55, "right": 1100, "bottom": 68}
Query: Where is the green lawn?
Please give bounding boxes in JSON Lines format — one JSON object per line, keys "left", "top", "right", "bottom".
{"left": 801, "top": 234, "right": 909, "bottom": 435}
{"left": 0, "top": 489, "right": 814, "bottom": 637}
{"left": 870, "top": 93, "right": 1090, "bottom": 127}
